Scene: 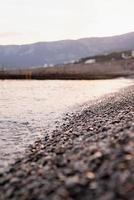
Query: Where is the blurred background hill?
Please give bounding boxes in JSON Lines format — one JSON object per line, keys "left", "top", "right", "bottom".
{"left": 0, "top": 32, "right": 134, "bottom": 69}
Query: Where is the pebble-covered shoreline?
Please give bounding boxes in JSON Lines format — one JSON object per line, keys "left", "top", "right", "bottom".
{"left": 0, "top": 86, "right": 134, "bottom": 200}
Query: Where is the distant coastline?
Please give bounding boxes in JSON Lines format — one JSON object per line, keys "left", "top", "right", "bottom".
{"left": 1, "top": 51, "right": 134, "bottom": 80}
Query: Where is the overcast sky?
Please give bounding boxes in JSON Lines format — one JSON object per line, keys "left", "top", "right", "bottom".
{"left": 0, "top": 0, "right": 134, "bottom": 45}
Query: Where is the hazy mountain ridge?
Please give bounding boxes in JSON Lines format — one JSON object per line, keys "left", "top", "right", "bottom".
{"left": 0, "top": 32, "right": 134, "bottom": 69}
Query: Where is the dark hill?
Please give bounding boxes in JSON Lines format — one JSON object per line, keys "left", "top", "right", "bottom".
{"left": 0, "top": 32, "right": 134, "bottom": 69}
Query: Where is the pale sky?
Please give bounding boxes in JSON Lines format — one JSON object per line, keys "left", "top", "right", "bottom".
{"left": 0, "top": 0, "right": 134, "bottom": 45}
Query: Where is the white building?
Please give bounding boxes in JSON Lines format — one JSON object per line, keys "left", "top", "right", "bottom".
{"left": 121, "top": 51, "right": 134, "bottom": 59}
{"left": 121, "top": 53, "right": 131, "bottom": 59}
{"left": 44, "top": 64, "right": 49, "bottom": 67}
{"left": 69, "top": 60, "right": 76, "bottom": 64}
{"left": 49, "top": 64, "right": 54, "bottom": 67}
{"left": 131, "top": 50, "right": 134, "bottom": 58}
{"left": 84, "top": 59, "right": 96, "bottom": 64}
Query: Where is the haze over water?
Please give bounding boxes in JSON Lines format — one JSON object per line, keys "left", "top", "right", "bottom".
{"left": 0, "top": 79, "right": 133, "bottom": 172}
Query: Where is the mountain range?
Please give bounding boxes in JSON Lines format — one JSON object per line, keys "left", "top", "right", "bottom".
{"left": 0, "top": 32, "right": 134, "bottom": 69}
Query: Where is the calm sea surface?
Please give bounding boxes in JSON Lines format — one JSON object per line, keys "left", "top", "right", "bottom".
{"left": 0, "top": 79, "right": 133, "bottom": 172}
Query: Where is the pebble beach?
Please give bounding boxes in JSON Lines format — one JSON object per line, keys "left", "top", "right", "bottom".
{"left": 0, "top": 85, "right": 134, "bottom": 200}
